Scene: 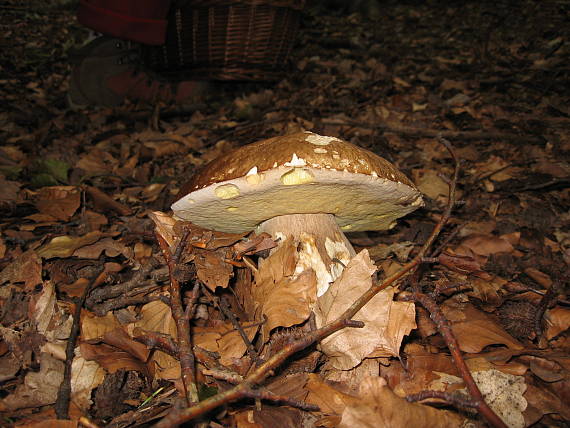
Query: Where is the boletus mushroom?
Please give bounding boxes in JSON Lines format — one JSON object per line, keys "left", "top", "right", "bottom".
{"left": 172, "top": 132, "right": 423, "bottom": 296}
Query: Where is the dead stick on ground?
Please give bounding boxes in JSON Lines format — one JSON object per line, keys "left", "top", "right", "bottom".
{"left": 55, "top": 268, "right": 106, "bottom": 419}
{"left": 156, "top": 230, "right": 199, "bottom": 405}
{"left": 411, "top": 292, "right": 507, "bottom": 428}
{"left": 153, "top": 318, "right": 364, "bottom": 428}
{"left": 404, "top": 137, "right": 507, "bottom": 428}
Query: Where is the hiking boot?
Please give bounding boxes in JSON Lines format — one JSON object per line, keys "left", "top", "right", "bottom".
{"left": 68, "top": 36, "right": 208, "bottom": 108}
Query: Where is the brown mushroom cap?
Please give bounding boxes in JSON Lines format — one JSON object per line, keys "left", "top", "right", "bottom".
{"left": 172, "top": 132, "right": 423, "bottom": 233}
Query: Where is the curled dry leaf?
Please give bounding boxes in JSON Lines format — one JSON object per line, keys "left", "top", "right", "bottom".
{"left": 544, "top": 307, "right": 570, "bottom": 340}
{"left": 442, "top": 301, "right": 524, "bottom": 353}
{"left": 70, "top": 353, "right": 106, "bottom": 411}
{"left": 0, "top": 350, "right": 103, "bottom": 413}
{"left": 315, "top": 250, "right": 416, "bottom": 370}
{"left": 81, "top": 342, "right": 148, "bottom": 375}
{"left": 251, "top": 238, "right": 317, "bottom": 341}
{"left": 0, "top": 352, "right": 63, "bottom": 411}
{"left": 36, "top": 231, "right": 103, "bottom": 259}
{"left": 73, "top": 237, "right": 131, "bottom": 259}
{"left": 149, "top": 211, "right": 177, "bottom": 248}
{"left": 81, "top": 311, "right": 122, "bottom": 341}
{"left": 450, "top": 369, "right": 527, "bottom": 428}
{"left": 0, "top": 249, "right": 42, "bottom": 290}
{"left": 33, "top": 186, "right": 81, "bottom": 222}
{"left": 194, "top": 322, "right": 259, "bottom": 366}
{"left": 194, "top": 247, "right": 233, "bottom": 291}
{"left": 340, "top": 377, "right": 465, "bottom": 428}
{"left": 132, "top": 300, "right": 180, "bottom": 381}
{"left": 457, "top": 233, "right": 515, "bottom": 257}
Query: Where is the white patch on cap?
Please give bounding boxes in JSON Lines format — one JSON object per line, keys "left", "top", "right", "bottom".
{"left": 280, "top": 168, "right": 314, "bottom": 185}
{"left": 284, "top": 153, "right": 307, "bottom": 167}
{"left": 372, "top": 171, "right": 378, "bottom": 177}
{"left": 214, "top": 184, "right": 240, "bottom": 199}
{"left": 305, "top": 134, "right": 340, "bottom": 146}
{"left": 314, "top": 148, "right": 327, "bottom": 154}
{"left": 245, "top": 166, "right": 263, "bottom": 185}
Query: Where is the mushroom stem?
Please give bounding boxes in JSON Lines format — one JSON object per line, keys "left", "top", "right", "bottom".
{"left": 257, "top": 213, "right": 356, "bottom": 296}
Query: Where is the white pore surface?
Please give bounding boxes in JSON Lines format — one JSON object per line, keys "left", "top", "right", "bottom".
{"left": 172, "top": 165, "right": 422, "bottom": 233}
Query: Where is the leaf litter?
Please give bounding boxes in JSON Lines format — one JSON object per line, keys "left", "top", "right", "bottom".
{"left": 0, "top": 0, "right": 569, "bottom": 427}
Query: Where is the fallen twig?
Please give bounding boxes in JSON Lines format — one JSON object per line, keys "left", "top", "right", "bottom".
{"left": 405, "top": 137, "right": 508, "bottom": 428}
{"left": 55, "top": 267, "right": 106, "bottom": 419}
{"left": 153, "top": 318, "right": 363, "bottom": 427}
{"left": 156, "top": 229, "right": 199, "bottom": 405}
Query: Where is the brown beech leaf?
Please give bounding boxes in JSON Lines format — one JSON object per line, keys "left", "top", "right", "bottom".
{"left": 315, "top": 250, "right": 416, "bottom": 370}
{"left": 76, "top": 148, "right": 118, "bottom": 175}
{"left": 149, "top": 211, "right": 177, "bottom": 248}
{"left": 36, "top": 231, "right": 103, "bottom": 259}
{"left": 0, "top": 352, "right": 63, "bottom": 411}
{"left": 305, "top": 373, "right": 356, "bottom": 417}
{"left": 194, "top": 247, "right": 233, "bottom": 291}
{"left": 443, "top": 302, "right": 524, "bottom": 352}
{"left": 251, "top": 239, "right": 316, "bottom": 341}
{"left": 33, "top": 186, "right": 81, "bottom": 221}
{"left": 545, "top": 307, "right": 570, "bottom": 340}
{"left": 234, "top": 407, "right": 306, "bottom": 428}
{"left": 101, "top": 328, "right": 151, "bottom": 363}
{"left": 132, "top": 300, "right": 180, "bottom": 380}
{"left": 173, "top": 220, "right": 246, "bottom": 250}
{"left": 80, "top": 342, "right": 148, "bottom": 375}
{"left": 133, "top": 300, "right": 177, "bottom": 340}
{"left": 0, "top": 250, "right": 42, "bottom": 290}
{"left": 70, "top": 354, "right": 106, "bottom": 411}
{"left": 81, "top": 311, "right": 122, "bottom": 341}
{"left": 73, "top": 237, "right": 131, "bottom": 259}
{"left": 457, "top": 233, "right": 514, "bottom": 257}
{"left": 194, "top": 322, "right": 258, "bottom": 366}
{"left": 340, "top": 377, "right": 465, "bottom": 428}
{"left": 232, "top": 232, "right": 277, "bottom": 257}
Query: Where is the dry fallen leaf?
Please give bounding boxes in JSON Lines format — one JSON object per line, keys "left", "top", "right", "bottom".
{"left": 33, "top": 186, "right": 81, "bottom": 221}
{"left": 0, "top": 352, "right": 78, "bottom": 411}
{"left": 81, "top": 311, "right": 122, "bottom": 341}
{"left": 36, "top": 231, "right": 103, "bottom": 259}
{"left": 544, "top": 307, "right": 570, "bottom": 340}
{"left": 0, "top": 250, "right": 42, "bottom": 290}
{"left": 73, "top": 237, "right": 131, "bottom": 259}
{"left": 315, "top": 250, "right": 416, "bottom": 370}
{"left": 340, "top": 376, "right": 465, "bottom": 428}
{"left": 251, "top": 239, "right": 317, "bottom": 341}
{"left": 443, "top": 302, "right": 524, "bottom": 352}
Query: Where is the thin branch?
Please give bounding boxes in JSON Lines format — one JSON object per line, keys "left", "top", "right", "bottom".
{"left": 153, "top": 319, "right": 363, "bottom": 427}
{"left": 156, "top": 229, "right": 199, "bottom": 405}
{"left": 55, "top": 268, "right": 106, "bottom": 419}
{"left": 411, "top": 292, "right": 507, "bottom": 428}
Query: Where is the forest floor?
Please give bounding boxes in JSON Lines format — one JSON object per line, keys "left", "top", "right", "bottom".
{"left": 0, "top": 0, "right": 569, "bottom": 427}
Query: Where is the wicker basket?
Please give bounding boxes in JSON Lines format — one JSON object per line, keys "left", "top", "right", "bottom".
{"left": 142, "top": 0, "right": 305, "bottom": 81}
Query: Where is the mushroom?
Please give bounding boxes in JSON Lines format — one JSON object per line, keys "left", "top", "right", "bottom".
{"left": 172, "top": 132, "right": 423, "bottom": 296}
